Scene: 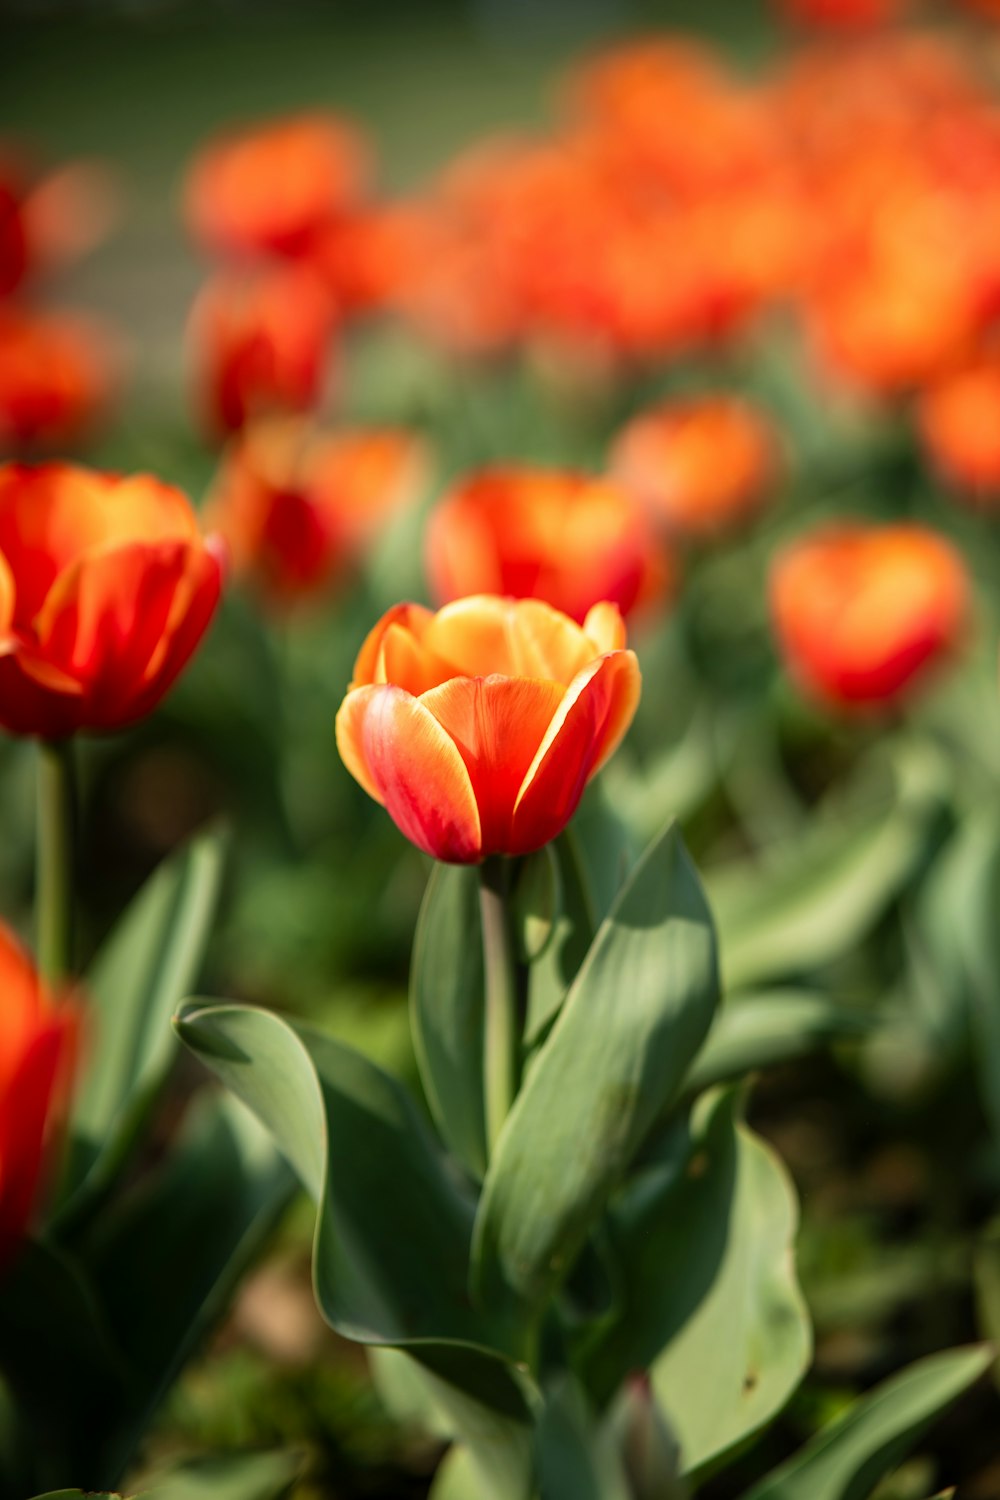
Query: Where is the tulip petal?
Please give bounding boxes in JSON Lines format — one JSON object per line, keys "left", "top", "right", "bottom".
{"left": 512, "top": 650, "right": 641, "bottom": 854}
{"left": 423, "top": 595, "right": 594, "bottom": 684}
{"left": 351, "top": 601, "right": 435, "bottom": 686}
{"left": 336, "top": 684, "right": 482, "bottom": 862}
{"left": 582, "top": 600, "right": 628, "bottom": 654}
{"left": 419, "top": 674, "right": 564, "bottom": 854}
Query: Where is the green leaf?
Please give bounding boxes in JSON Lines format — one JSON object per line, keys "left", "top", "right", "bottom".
{"left": 473, "top": 822, "right": 719, "bottom": 1317}
{"left": 524, "top": 832, "right": 596, "bottom": 1045}
{"left": 743, "top": 1345, "right": 994, "bottom": 1500}
{"left": 410, "top": 863, "right": 487, "bottom": 1180}
{"left": 708, "top": 746, "right": 947, "bottom": 991}
{"left": 579, "top": 1092, "right": 810, "bottom": 1473}
{"left": 535, "top": 1377, "right": 631, "bottom": 1500}
{"left": 175, "top": 1004, "right": 531, "bottom": 1398}
{"left": 683, "top": 990, "right": 873, "bottom": 1099}
{"left": 513, "top": 845, "right": 561, "bottom": 964}
{"left": 134, "top": 1448, "right": 303, "bottom": 1500}
{"left": 73, "top": 1093, "right": 294, "bottom": 1484}
{"left": 59, "top": 828, "right": 226, "bottom": 1222}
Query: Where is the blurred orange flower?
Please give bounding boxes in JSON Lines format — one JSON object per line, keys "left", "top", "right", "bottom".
{"left": 336, "top": 596, "right": 640, "bottom": 862}
{"left": 184, "top": 112, "right": 371, "bottom": 260}
{"left": 770, "top": 523, "right": 969, "bottom": 710}
{"left": 0, "top": 307, "right": 121, "bottom": 453}
{"left": 187, "top": 264, "right": 336, "bottom": 438}
{"left": 425, "top": 466, "right": 672, "bottom": 624}
{"left": 610, "top": 396, "right": 780, "bottom": 540}
{"left": 0, "top": 922, "right": 76, "bottom": 1265}
{"left": 209, "top": 419, "right": 427, "bottom": 602}
{"left": 776, "top": 0, "right": 905, "bottom": 26}
{"left": 918, "top": 356, "right": 1000, "bottom": 501}
{"left": 0, "top": 463, "right": 223, "bottom": 738}
{"left": 0, "top": 145, "right": 117, "bottom": 299}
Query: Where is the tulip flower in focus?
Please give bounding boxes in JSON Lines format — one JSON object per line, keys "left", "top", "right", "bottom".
{"left": 209, "top": 419, "right": 427, "bottom": 603}
{"left": 184, "top": 112, "right": 371, "bottom": 261}
{"left": 187, "top": 264, "right": 337, "bottom": 438}
{"left": 0, "top": 921, "right": 76, "bottom": 1265}
{"left": 0, "top": 463, "right": 223, "bottom": 737}
{"left": 0, "top": 307, "right": 121, "bottom": 453}
{"left": 336, "top": 595, "right": 640, "bottom": 862}
{"left": 917, "top": 357, "right": 1000, "bottom": 503}
{"left": 610, "top": 396, "right": 779, "bottom": 541}
{"left": 770, "top": 523, "right": 969, "bottom": 710}
{"left": 425, "top": 466, "right": 672, "bottom": 624}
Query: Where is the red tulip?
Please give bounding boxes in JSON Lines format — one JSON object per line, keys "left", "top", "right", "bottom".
{"left": 0, "top": 306, "right": 121, "bottom": 453}
{"left": 184, "top": 112, "right": 371, "bottom": 261}
{"left": 425, "top": 466, "right": 672, "bottom": 624}
{"left": 0, "top": 922, "right": 76, "bottom": 1264}
{"left": 0, "top": 463, "right": 223, "bottom": 737}
{"left": 187, "top": 264, "right": 336, "bottom": 439}
{"left": 611, "top": 396, "right": 779, "bottom": 541}
{"left": 336, "top": 595, "right": 641, "bottom": 862}
{"left": 770, "top": 523, "right": 969, "bottom": 710}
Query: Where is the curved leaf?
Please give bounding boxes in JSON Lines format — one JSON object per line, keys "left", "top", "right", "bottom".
{"left": 524, "top": 832, "right": 596, "bottom": 1045}
{"left": 744, "top": 1345, "right": 994, "bottom": 1500}
{"left": 410, "top": 863, "right": 487, "bottom": 1180}
{"left": 59, "top": 828, "right": 226, "bottom": 1223}
{"left": 579, "top": 1092, "right": 810, "bottom": 1473}
{"left": 473, "top": 822, "right": 719, "bottom": 1316}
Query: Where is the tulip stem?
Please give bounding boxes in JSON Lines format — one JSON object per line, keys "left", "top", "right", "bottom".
{"left": 36, "top": 738, "right": 76, "bottom": 986}
{"left": 480, "top": 856, "right": 520, "bottom": 1157}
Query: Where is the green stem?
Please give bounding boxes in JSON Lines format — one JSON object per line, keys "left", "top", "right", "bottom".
{"left": 480, "top": 856, "right": 520, "bottom": 1157}
{"left": 36, "top": 738, "right": 76, "bottom": 986}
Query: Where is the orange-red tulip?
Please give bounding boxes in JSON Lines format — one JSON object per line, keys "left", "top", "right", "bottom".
{"left": 0, "top": 146, "right": 117, "bottom": 298}
{"left": 336, "top": 596, "right": 641, "bottom": 863}
{"left": 770, "top": 523, "right": 969, "bottom": 710}
{"left": 425, "top": 466, "right": 672, "bottom": 624}
{"left": 610, "top": 396, "right": 779, "bottom": 541}
{"left": 184, "top": 113, "right": 371, "bottom": 260}
{"left": 0, "top": 307, "right": 121, "bottom": 453}
{"left": 0, "top": 922, "right": 76, "bottom": 1264}
{"left": 209, "top": 419, "right": 427, "bottom": 602}
{"left": 187, "top": 265, "right": 336, "bottom": 438}
{"left": 917, "top": 357, "right": 1000, "bottom": 503}
{"left": 0, "top": 464, "right": 223, "bottom": 738}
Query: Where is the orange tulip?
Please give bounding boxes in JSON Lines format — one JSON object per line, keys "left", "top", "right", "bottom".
{"left": 425, "top": 466, "right": 672, "bottom": 624}
{"left": 0, "top": 463, "right": 223, "bottom": 738}
{"left": 0, "top": 307, "right": 121, "bottom": 453}
{"left": 336, "top": 596, "right": 641, "bottom": 863}
{"left": 184, "top": 112, "right": 371, "bottom": 260}
{"left": 0, "top": 145, "right": 117, "bottom": 298}
{"left": 770, "top": 523, "right": 969, "bottom": 710}
{"left": 187, "top": 264, "right": 336, "bottom": 438}
{"left": 0, "top": 922, "right": 76, "bottom": 1264}
{"left": 208, "top": 419, "right": 427, "bottom": 602}
{"left": 917, "top": 357, "right": 1000, "bottom": 502}
{"left": 610, "top": 396, "right": 779, "bottom": 541}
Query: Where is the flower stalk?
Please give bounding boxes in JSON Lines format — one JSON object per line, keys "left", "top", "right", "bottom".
{"left": 36, "top": 737, "right": 76, "bottom": 986}
{"left": 480, "top": 855, "right": 520, "bottom": 1156}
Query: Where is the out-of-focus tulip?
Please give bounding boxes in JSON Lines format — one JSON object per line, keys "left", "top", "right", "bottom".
{"left": 209, "top": 419, "right": 427, "bottom": 602}
{"left": 310, "top": 200, "right": 441, "bottom": 320}
{"left": 187, "top": 264, "right": 336, "bottom": 438}
{"left": 184, "top": 112, "right": 371, "bottom": 260}
{"left": 0, "top": 922, "right": 76, "bottom": 1264}
{"left": 770, "top": 523, "right": 969, "bottom": 709}
{"left": 0, "top": 147, "right": 118, "bottom": 298}
{"left": 0, "top": 463, "right": 223, "bottom": 737}
{"left": 336, "top": 595, "right": 640, "bottom": 862}
{"left": 425, "top": 466, "right": 672, "bottom": 624}
{"left": 0, "top": 307, "right": 121, "bottom": 453}
{"left": 776, "top": 0, "right": 905, "bottom": 26}
{"left": 917, "top": 357, "right": 1000, "bottom": 502}
{"left": 610, "top": 396, "right": 780, "bottom": 541}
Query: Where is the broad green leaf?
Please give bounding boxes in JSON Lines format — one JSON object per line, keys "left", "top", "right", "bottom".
{"left": 570, "top": 779, "right": 639, "bottom": 925}
{"left": 579, "top": 1093, "right": 810, "bottom": 1473}
{"left": 473, "top": 822, "right": 719, "bottom": 1316}
{"left": 430, "top": 1442, "right": 532, "bottom": 1500}
{"left": 708, "top": 746, "right": 947, "bottom": 991}
{"left": 176, "top": 1004, "right": 532, "bottom": 1402}
{"left": 410, "top": 862, "right": 487, "bottom": 1178}
{"left": 683, "top": 990, "right": 873, "bottom": 1099}
{"left": 973, "top": 1217, "right": 1000, "bottom": 1382}
{"left": 535, "top": 1377, "right": 631, "bottom": 1500}
{"left": 513, "top": 845, "right": 561, "bottom": 963}
{"left": 72, "top": 1093, "right": 294, "bottom": 1484}
{"left": 524, "top": 832, "right": 596, "bottom": 1044}
{"left": 744, "top": 1345, "right": 994, "bottom": 1500}
{"left": 133, "top": 1448, "right": 303, "bottom": 1500}
{"left": 59, "top": 828, "right": 226, "bottom": 1221}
